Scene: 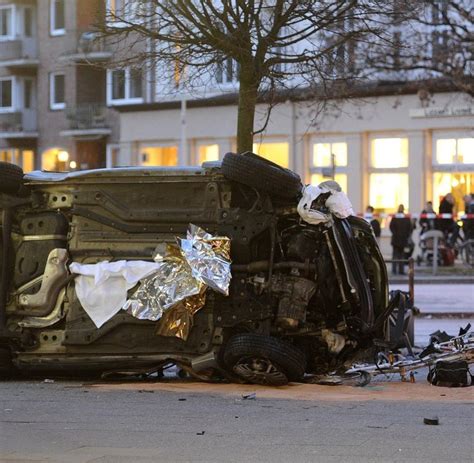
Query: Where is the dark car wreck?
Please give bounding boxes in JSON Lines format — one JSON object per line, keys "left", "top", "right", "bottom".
{"left": 0, "top": 153, "right": 406, "bottom": 386}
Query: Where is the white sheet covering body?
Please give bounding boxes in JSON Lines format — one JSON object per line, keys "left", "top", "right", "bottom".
{"left": 69, "top": 261, "right": 161, "bottom": 328}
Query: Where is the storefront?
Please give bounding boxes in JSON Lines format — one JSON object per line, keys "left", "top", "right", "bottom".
{"left": 432, "top": 134, "right": 474, "bottom": 214}
{"left": 117, "top": 89, "right": 473, "bottom": 220}
{"left": 1, "top": 148, "right": 35, "bottom": 172}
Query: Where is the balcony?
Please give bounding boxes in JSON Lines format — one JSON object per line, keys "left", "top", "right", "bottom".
{"left": 59, "top": 30, "right": 112, "bottom": 63}
{"left": 0, "top": 38, "right": 38, "bottom": 68}
{"left": 0, "top": 110, "right": 38, "bottom": 138}
{"left": 61, "top": 104, "right": 111, "bottom": 139}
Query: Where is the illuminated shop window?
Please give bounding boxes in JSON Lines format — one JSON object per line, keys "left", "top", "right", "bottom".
{"left": 42, "top": 148, "right": 69, "bottom": 172}
{"left": 436, "top": 137, "right": 474, "bottom": 165}
{"left": 310, "top": 141, "right": 348, "bottom": 192}
{"left": 310, "top": 173, "right": 347, "bottom": 193}
{"left": 436, "top": 139, "right": 456, "bottom": 164}
{"left": 371, "top": 138, "right": 408, "bottom": 168}
{"left": 433, "top": 137, "right": 474, "bottom": 212}
{"left": 1, "top": 149, "right": 35, "bottom": 172}
{"left": 140, "top": 146, "right": 178, "bottom": 166}
{"left": 22, "top": 150, "right": 34, "bottom": 172}
{"left": 313, "top": 142, "right": 347, "bottom": 167}
{"left": 456, "top": 138, "right": 474, "bottom": 164}
{"left": 198, "top": 144, "right": 219, "bottom": 164}
{"left": 253, "top": 142, "right": 289, "bottom": 168}
{"left": 0, "top": 149, "right": 14, "bottom": 164}
{"left": 369, "top": 173, "right": 409, "bottom": 213}
{"left": 433, "top": 172, "right": 474, "bottom": 214}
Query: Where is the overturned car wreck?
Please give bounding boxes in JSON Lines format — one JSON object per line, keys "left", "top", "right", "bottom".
{"left": 0, "top": 153, "right": 403, "bottom": 385}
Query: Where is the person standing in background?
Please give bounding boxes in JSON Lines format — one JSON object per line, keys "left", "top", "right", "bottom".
{"left": 437, "top": 193, "right": 459, "bottom": 247}
{"left": 419, "top": 200, "right": 436, "bottom": 234}
{"left": 365, "top": 205, "right": 381, "bottom": 238}
{"left": 462, "top": 194, "right": 474, "bottom": 240}
{"left": 389, "top": 204, "right": 413, "bottom": 275}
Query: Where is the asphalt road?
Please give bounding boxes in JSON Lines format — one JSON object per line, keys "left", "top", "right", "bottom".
{"left": 0, "top": 380, "right": 472, "bottom": 463}
{"left": 389, "top": 284, "right": 474, "bottom": 346}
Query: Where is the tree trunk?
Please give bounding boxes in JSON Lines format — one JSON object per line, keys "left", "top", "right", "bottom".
{"left": 236, "top": 69, "right": 259, "bottom": 154}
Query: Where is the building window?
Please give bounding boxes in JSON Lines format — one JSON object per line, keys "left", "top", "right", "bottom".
{"left": 433, "top": 172, "right": 474, "bottom": 214}
{"left": 216, "top": 58, "right": 239, "bottom": 85}
{"left": 49, "top": 73, "right": 65, "bottom": 110}
{"left": 50, "top": 0, "right": 65, "bottom": 36}
{"left": 23, "top": 79, "right": 33, "bottom": 109}
{"left": 371, "top": 138, "right": 408, "bottom": 168}
{"left": 0, "top": 78, "right": 13, "bottom": 110}
{"left": 435, "top": 137, "right": 474, "bottom": 165}
{"left": 106, "top": 144, "right": 120, "bottom": 167}
{"left": 253, "top": 142, "right": 289, "bottom": 168}
{"left": 106, "top": 0, "right": 140, "bottom": 26}
{"left": 0, "top": 149, "right": 35, "bottom": 172}
{"left": 111, "top": 69, "right": 125, "bottom": 100}
{"left": 313, "top": 142, "right": 347, "bottom": 168}
{"left": 311, "top": 173, "right": 348, "bottom": 193}
{"left": 107, "top": 68, "right": 143, "bottom": 105}
{"left": 433, "top": 136, "right": 474, "bottom": 212}
{"left": 0, "top": 5, "right": 13, "bottom": 39}
{"left": 369, "top": 137, "right": 409, "bottom": 213}
{"left": 370, "top": 173, "right": 409, "bottom": 212}
{"left": 140, "top": 146, "right": 178, "bottom": 166}
{"left": 310, "top": 141, "right": 348, "bottom": 191}
{"left": 108, "top": 0, "right": 125, "bottom": 16}
{"left": 24, "top": 7, "right": 33, "bottom": 37}
{"left": 42, "top": 148, "right": 70, "bottom": 171}
{"left": 198, "top": 144, "right": 219, "bottom": 165}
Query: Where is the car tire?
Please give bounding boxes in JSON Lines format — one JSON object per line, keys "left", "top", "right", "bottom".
{"left": 221, "top": 152, "right": 303, "bottom": 199}
{"left": 0, "top": 162, "right": 24, "bottom": 195}
{"left": 223, "top": 333, "right": 306, "bottom": 386}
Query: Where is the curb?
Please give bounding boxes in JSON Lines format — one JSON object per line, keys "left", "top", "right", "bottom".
{"left": 390, "top": 278, "right": 474, "bottom": 285}
{"left": 417, "top": 312, "right": 474, "bottom": 319}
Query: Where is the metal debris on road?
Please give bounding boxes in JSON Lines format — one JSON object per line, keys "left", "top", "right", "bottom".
{"left": 423, "top": 416, "right": 440, "bottom": 425}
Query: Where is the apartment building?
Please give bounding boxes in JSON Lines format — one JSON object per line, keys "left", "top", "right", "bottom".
{"left": 0, "top": 0, "right": 141, "bottom": 172}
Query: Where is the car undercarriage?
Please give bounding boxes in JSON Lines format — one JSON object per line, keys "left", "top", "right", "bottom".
{"left": 0, "top": 154, "right": 399, "bottom": 386}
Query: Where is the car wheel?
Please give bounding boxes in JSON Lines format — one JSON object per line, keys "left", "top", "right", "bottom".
{"left": 221, "top": 152, "right": 303, "bottom": 199}
{"left": 0, "top": 162, "right": 24, "bottom": 195}
{"left": 223, "top": 333, "right": 306, "bottom": 386}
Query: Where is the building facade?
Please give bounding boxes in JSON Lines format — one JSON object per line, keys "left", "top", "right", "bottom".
{"left": 116, "top": 88, "right": 474, "bottom": 217}
{"left": 0, "top": 0, "right": 142, "bottom": 172}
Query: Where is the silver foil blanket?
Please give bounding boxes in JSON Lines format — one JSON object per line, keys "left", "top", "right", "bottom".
{"left": 123, "top": 224, "right": 231, "bottom": 338}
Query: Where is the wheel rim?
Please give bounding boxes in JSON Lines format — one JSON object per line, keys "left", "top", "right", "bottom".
{"left": 233, "top": 357, "right": 288, "bottom": 386}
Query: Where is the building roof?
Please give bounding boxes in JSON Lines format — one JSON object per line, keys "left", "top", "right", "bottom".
{"left": 115, "top": 79, "right": 458, "bottom": 113}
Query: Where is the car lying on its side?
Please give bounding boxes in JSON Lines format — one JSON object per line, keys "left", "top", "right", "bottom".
{"left": 0, "top": 153, "right": 406, "bottom": 385}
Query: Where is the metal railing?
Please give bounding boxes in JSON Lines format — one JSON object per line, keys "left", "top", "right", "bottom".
{"left": 0, "top": 113, "right": 21, "bottom": 132}
{"left": 62, "top": 30, "right": 111, "bottom": 59}
{"left": 0, "top": 110, "right": 37, "bottom": 133}
{"left": 0, "top": 37, "right": 37, "bottom": 62}
{"left": 65, "top": 104, "right": 108, "bottom": 130}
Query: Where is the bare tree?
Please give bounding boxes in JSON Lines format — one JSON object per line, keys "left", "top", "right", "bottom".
{"left": 368, "top": 0, "right": 473, "bottom": 96}
{"left": 99, "top": 1, "right": 401, "bottom": 153}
